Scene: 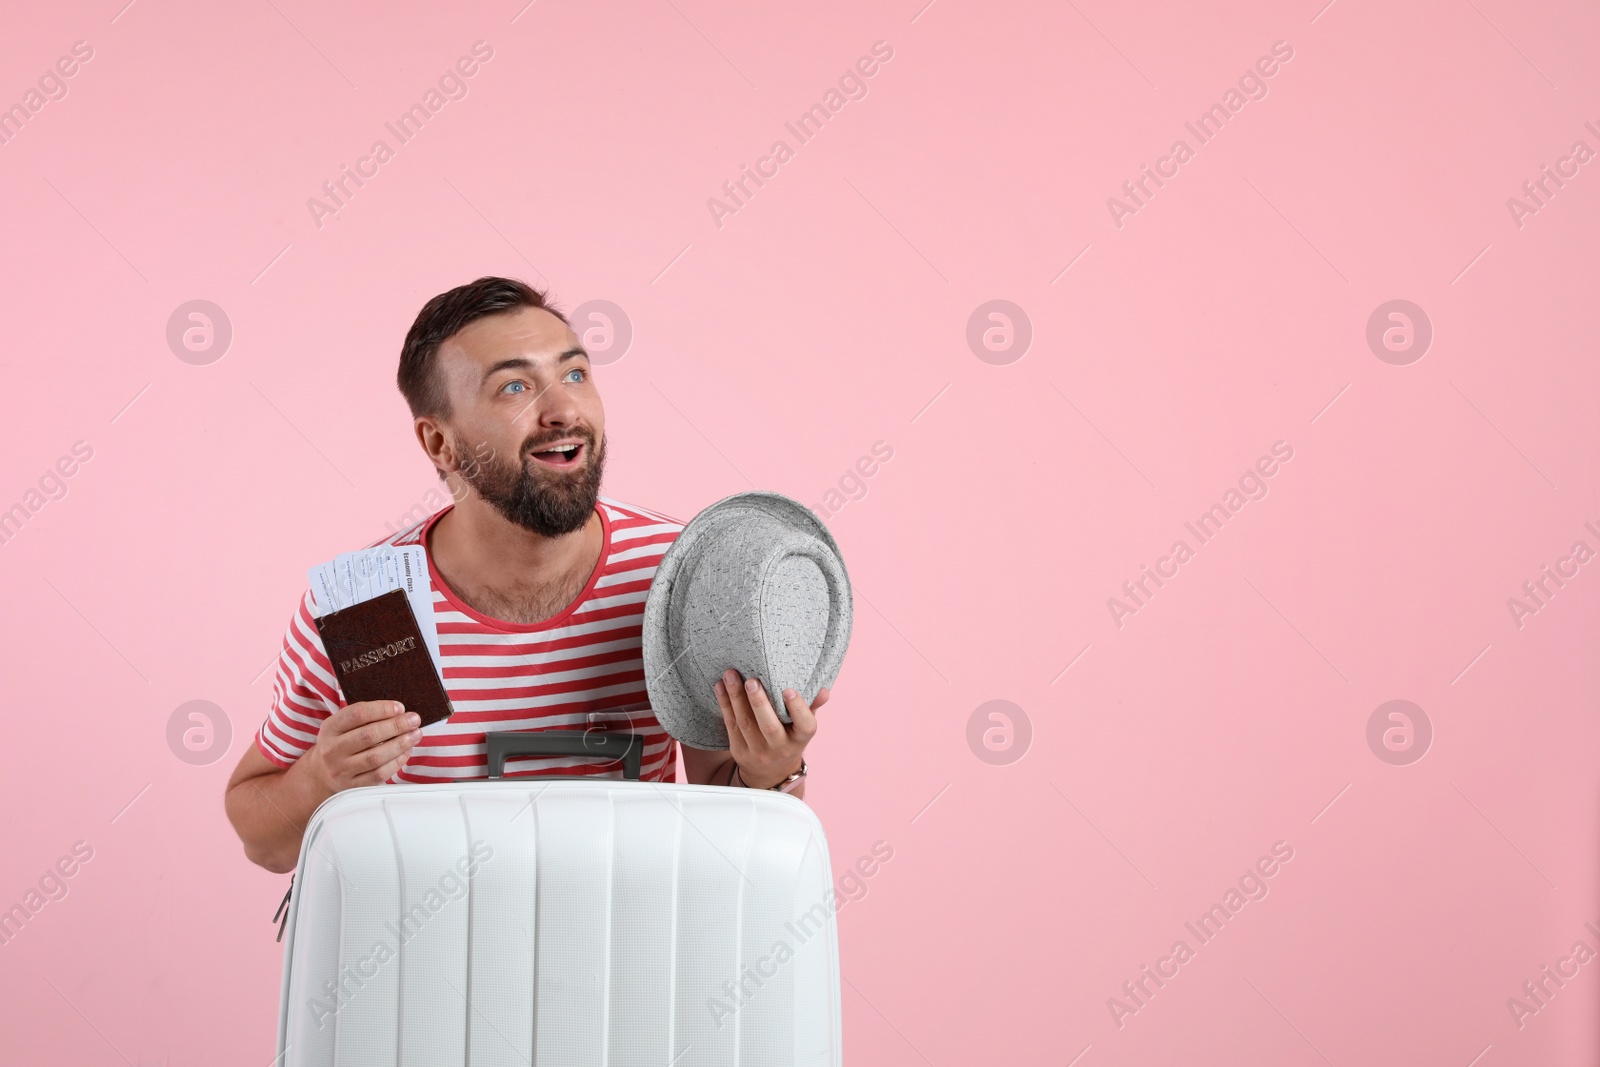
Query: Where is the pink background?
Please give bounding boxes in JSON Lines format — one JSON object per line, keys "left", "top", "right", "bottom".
{"left": 2, "top": 0, "right": 1597, "bottom": 1063}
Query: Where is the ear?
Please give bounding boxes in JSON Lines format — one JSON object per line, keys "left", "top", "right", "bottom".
{"left": 416, "top": 416, "right": 455, "bottom": 474}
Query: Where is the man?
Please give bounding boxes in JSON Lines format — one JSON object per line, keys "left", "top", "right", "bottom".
{"left": 224, "top": 277, "right": 827, "bottom": 874}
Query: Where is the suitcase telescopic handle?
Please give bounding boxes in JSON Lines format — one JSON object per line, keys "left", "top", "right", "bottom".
{"left": 485, "top": 730, "right": 644, "bottom": 780}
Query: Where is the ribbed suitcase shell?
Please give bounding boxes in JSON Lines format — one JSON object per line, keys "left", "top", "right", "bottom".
{"left": 275, "top": 781, "right": 843, "bottom": 1066}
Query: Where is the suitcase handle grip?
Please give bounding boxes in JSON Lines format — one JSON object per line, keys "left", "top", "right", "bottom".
{"left": 485, "top": 730, "right": 644, "bottom": 780}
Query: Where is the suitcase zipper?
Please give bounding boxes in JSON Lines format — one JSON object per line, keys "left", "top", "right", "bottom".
{"left": 273, "top": 874, "right": 294, "bottom": 942}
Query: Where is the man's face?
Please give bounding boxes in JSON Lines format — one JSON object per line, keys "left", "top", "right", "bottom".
{"left": 427, "top": 305, "right": 606, "bottom": 537}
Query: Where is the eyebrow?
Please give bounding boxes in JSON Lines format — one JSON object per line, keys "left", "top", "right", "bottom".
{"left": 480, "top": 348, "right": 589, "bottom": 385}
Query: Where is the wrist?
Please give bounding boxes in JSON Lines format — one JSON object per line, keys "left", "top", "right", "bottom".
{"left": 299, "top": 746, "right": 339, "bottom": 802}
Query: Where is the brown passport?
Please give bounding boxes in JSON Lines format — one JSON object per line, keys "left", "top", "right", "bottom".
{"left": 314, "top": 588, "right": 454, "bottom": 727}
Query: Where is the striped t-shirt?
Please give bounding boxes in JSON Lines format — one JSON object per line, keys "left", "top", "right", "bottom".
{"left": 254, "top": 497, "right": 685, "bottom": 783}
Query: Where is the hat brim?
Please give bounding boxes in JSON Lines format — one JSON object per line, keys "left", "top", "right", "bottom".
{"left": 643, "top": 491, "right": 852, "bottom": 751}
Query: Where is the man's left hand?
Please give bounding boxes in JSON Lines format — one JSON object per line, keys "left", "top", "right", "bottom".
{"left": 713, "top": 668, "right": 829, "bottom": 789}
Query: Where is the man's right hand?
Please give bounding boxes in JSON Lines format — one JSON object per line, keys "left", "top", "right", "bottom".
{"left": 225, "top": 700, "right": 421, "bottom": 873}
{"left": 306, "top": 700, "right": 422, "bottom": 794}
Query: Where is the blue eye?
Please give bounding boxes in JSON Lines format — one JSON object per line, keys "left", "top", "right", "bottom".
{"left": 565, "top": 368, "right": 585, "bottom": 383}
{"left": 502, "top": 381, "right": 526, "bottom": 394}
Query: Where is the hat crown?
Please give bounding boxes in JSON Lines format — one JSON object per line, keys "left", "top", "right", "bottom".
{"left": 642, "top": 491, "right": 853, "bottom": 751}
{"left": 672, "top": 513, "right": 840, "bottom": 705}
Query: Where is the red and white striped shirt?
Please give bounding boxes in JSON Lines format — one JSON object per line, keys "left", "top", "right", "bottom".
{"left": 254, "top": 498, "right": 685, "bottom": 782}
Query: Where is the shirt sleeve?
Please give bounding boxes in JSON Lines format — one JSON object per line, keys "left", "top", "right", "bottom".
{"left": 254, "top": 590, "right": 344, "bottom": 767}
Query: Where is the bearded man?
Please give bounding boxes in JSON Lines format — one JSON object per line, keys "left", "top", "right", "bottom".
{"left": 224, "top": 277, "right": 826, "bottom": 873}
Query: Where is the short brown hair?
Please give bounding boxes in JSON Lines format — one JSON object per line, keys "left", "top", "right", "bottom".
{"left": 397, "top": 276, "right": 569, "bottom": 419}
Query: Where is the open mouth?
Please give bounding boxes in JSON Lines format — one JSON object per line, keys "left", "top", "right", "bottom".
{"left": 528, "top": 441, "right": 584, "bottom": 468}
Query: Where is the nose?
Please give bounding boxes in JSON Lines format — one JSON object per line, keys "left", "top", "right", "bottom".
{"left": 513, "top": 376, "right": 580, "bottom": 432}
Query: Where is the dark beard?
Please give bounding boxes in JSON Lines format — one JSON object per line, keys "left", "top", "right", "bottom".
{"left": 456, "top": 429, "right": 606, "bottom": 537}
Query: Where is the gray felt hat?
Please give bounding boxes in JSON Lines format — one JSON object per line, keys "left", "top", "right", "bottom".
{"left": 642, "top": 491, "right": 853, "bottom": 751}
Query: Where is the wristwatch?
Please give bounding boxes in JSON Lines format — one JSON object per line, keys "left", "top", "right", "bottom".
{"left": 770, "top": 759, "right": 807, "bottom": 794}
{"left": 734, "top": 759, "right": 807, "bottom": 792}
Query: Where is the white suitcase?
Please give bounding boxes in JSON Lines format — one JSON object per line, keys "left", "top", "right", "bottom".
{"left": 274, "top": 732, "right": 844, "bottom": 1066}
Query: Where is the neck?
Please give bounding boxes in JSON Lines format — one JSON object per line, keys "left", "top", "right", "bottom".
{"left": 427, "top": 493, "right": 603, "bottom": 623}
